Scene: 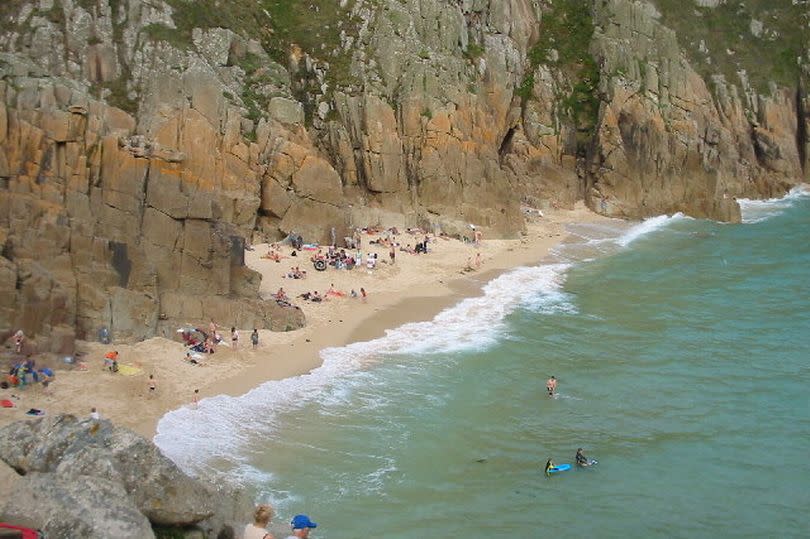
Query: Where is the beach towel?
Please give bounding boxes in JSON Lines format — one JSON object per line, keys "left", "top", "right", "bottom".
{"left": 1, "top": 399, "right": 14, "bottom": 408}
{"left": 116, "top": 364, "right": 143, "bottom": 376}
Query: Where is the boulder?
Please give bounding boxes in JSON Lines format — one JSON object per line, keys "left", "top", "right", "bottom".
{"left": 0, "top": 472, "right": 155, "bottom": 539}
{"left": 0, "top": 415, "right": 216, "bottom": 526}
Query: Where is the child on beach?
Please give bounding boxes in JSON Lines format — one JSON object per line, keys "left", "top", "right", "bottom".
{"left": 231, "top": 327, "right": 239, "bottom": 350}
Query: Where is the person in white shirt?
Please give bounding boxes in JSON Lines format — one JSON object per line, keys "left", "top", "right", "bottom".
{"left": 90, "top": 407, "right": 100, "bottom": 420}
{"left": 242, "top": 504, "right": 274, "bottom": 539}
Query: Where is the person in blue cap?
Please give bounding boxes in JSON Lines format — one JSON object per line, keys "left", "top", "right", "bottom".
{"left": 287, "top": 514, "right": 317, "bottom": 538}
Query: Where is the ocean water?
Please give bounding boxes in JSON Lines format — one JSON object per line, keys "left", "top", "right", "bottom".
{"left": 155, "top": 188, "right": 810, "bottom": 539}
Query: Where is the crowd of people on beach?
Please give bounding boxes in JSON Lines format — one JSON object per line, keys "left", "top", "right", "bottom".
{"left": 0, "top": 221, "right": 498, "bottom": 538}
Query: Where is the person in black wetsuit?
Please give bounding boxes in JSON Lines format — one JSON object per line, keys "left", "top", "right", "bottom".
{"left": 575, "top": 448, "right": 589, "bottom": 467}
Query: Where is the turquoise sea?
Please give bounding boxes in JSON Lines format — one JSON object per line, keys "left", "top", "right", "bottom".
{"left": 156, "top": 188, "right": 810, "bottom": 538}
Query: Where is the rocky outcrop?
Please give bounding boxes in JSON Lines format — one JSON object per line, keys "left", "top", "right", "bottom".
{"left": 0, "top": 0, "right": 807, "bottom": 345}
{"left": 0, "top": 415, "right": 253, "bottom": 538}
{"left": 585, "top": 0, "right": 804, "bottom": 221}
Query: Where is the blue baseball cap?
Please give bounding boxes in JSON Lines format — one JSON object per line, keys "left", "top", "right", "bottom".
{"left": 291, "top": 514, "right": 317, "bottom": 530}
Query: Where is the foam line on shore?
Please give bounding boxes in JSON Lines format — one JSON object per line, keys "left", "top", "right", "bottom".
{"left": 738, "top": 185, "right": 810, "bottom": 223}
{"left": 154, "top": 214, "right": 686, "bottom": 474}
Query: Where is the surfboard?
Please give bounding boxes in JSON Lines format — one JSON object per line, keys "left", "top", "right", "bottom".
{"left": 548, "top": 463, "right": 571, "bottom": 474}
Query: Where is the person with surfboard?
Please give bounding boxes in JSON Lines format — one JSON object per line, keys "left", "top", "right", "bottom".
{"left": 545, "top": 458, "right": 555, "bottom": 476}
{"left": 575, "top": 447, "right": 597, "bottom": 467}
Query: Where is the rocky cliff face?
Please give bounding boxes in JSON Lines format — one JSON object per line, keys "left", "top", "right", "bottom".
{"left": 0, "top": 0, "right": 807, "bottom": 346}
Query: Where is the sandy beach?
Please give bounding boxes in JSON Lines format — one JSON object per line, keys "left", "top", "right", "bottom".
{"left": 0, "top": 204, "right": 609, "bottom": 438}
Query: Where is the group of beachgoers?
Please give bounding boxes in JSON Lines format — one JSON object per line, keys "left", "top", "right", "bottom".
{"left": 295, "top": 284, "right": 367, "bottom": 304}
{"left": 1, "top": 332, "right": 57, "bottom": 416}
{"left": 542, "top": 376, "right": 598, "bottom": 474}
{"left": 243, "top": 504, "right": 317, "bottom": 539}
{"left": 3, "top": 357, "right": 55, "bottom": 391}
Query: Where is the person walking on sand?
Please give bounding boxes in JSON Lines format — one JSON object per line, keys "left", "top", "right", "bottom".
{"left": 231, "top": 327, "right": 239, "bottom": 350}
{"left": 287, "top": 514, "right": 317, "bottom": 539}
{"left": 243, "top": 504, "right": 275, "bottom": 539}
{"left": 389, "top": 245, "right": 396, "bottom": 265}
{"left": 546, "top": 376, "right": 557, "bottom": 396}
{"left": 13, "top": 330, "right": 24, "bottom": 353}
{"left": 360, "top": 287, "right": 367, "bottom": 303}
{"left": 251, "top": 328, "right": 259, "bottom": 349}
{"left": 192, "top": 389, "right": 199, "bottom": 408}
{"left": 148, "top": 374, "right": 156, "bottom": 396}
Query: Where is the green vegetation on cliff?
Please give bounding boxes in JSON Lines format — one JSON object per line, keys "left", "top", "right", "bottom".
{"left": 520, "top": 0, "right": 601, "bottom": 155}
{"left": 653, "top": 0, "right": 807, "bottom": 92}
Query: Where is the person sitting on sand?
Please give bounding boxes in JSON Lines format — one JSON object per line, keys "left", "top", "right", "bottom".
{"left": 243, "top": 504, "right": 275, "bottom": 539}
{"left": 463, "top": 257, "right": 476, "bottom": 273}
{"left": 310, "top": 291, "right": 323, "bottom": 303}
{"left": 261, "top": 249, "right": 283, "bottom": 262}
{"left": 350, "top": 289, "right": 358, "bottom": 298}
{"left": 275, "top": 288, "right": 288, "bottom": 301}
{"left": 104, "top": 351, "right": 119, "bottom": 372}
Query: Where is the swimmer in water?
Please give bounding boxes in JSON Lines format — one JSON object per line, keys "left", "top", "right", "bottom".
{"left": 575, "top": 448, "right": 589, "bottom": 467}
{"left": 546, "top": 376, "right": 557, "bottom": 396}
{"left": 545, "top": 458, "right": 555, "bottom": 475}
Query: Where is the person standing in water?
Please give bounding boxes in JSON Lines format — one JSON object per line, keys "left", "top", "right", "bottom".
{"left": 546, "top": 376, "right": 557, "bottom": 396}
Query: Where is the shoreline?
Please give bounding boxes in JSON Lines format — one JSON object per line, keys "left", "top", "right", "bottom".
{"left": 0, "top": 204, "right": 611, "bottom": 439}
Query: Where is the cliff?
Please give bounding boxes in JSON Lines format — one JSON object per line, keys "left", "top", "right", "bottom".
{"left": 0, "top": 0, "right": 807, "bottom": 348}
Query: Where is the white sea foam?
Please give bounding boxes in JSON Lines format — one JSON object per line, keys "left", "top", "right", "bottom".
{"left": 155, "top": 213, "right": 686, "bottom": 475}
{"left": 738, "top": 185, "right": 810, "bottom": 223}
{"left": 615, "top": 213, "right": 689, "bottom": 247}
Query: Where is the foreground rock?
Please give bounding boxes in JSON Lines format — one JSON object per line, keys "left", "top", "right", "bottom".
{"left": 0, "top": 415, "right": 252, "bottom": 538}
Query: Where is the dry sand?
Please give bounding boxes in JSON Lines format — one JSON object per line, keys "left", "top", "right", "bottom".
{"left": 0, "top": 204, "right": 609, "bottom": 438}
